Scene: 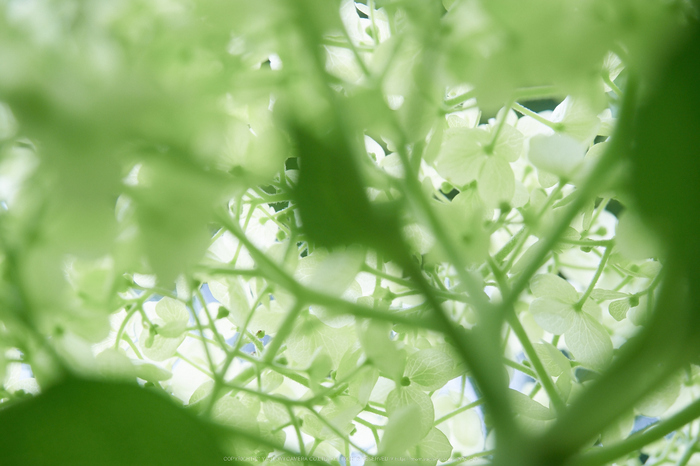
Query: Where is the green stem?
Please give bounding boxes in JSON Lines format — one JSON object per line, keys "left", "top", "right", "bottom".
{"left": 568, "top": 397, "right": 700, "bottom": 466}
{"left": 603, "top": 74, "right": 623, "bottom": 97}
{"left": 307, "top": 409, "right": 369, "bottom": 454}
{"left": 176, "top": 352, "right": 213, "bottom": 378}
{"left": 503, "top": 358, "right": 537, "bottom": 379}
{"left": 495, "top": 227, "right": 528, "bottom": 263}
{"left": 355, "top": 416, "right": 383, "bottom": 430}
{"left": 576, "top": 246, "right": 612, "bottom": 309}
{"left": 114, "top": 304, "right": 140, "bottom": 350}
{"left": 560, "top": 239, "right": 613, "bottom": 247}
{"left": 121, "top": 333, "right": 143, "bottom": 360}
{"left": 513, "top": 102, "right": 562, "bottom": 131}
{"left": 441, "top": 449, "right": 496, "bottom": 466}
{"left": 364, "top": 405, "right": 388, "bottom": 417}
{"left": 675, "top": 439, "right": 698, "bottom": 466}
{"left": 234, "top": 351, "right": 311, "bottom": 388}
{"left": 506, "top": 311, "right": 566, "bottom": 414}
{"left": 501, "top": 140, "right": 620, "bottom": 315}
{"left": 262, "top": 300, "right": 303, "bottom": 363}
{"left": 195, "top": 288, "right": 226, "bottom": 349}
{"left": 484, "top": 101, "right": 514, "bottom": 153}
{"left": 189, "top": 297, "right": 217, "bottom": 377}
{"left": 288, "top": 405, "right": 307, "bottom": 456}
{"left": 219, "top": 211, "right": 441, "bottom": 331}
{"left": 434, "top": 398, "right": 485, "bottom": 426}
{"left": 445, "top": 89, "right": 476, "bottom": 107}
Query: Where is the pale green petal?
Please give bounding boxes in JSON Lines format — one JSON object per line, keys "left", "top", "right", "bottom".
{"left": 286, "top": 315, "right": 355, "bottom": 367}
{"left": 493, "top": 124, "right": 524, "bottom": 162}
{"left": 132, "top": 360, "right": 172, "bottom": 382}
{"left": 139, "top": 327, "right": 186, "bottom": 362}
{"left": 386, "top": 386, "right": 435, "bottom": 439}
{"left": 435, "top": 128, "right": 489, "bottom": 186}
{"left": 208, "top": 277, "right": 251, "bottom": 327}
{"left": 528, "top": 133, "right": 586, "bottom": 179}
{"left": 533, "top": 342, "right": 570, "bottom": 377}
{"left": 530, "top": 298, "right": 576, "bottom": 335}
{"left": 530, "top": 274, "right": 579, "bottom": 303}
{"left": 154, "top": 297, "right": 189, "bottom": 338}
{"left": 565, "top": 312, "right": 613, "bottom": 371}
{"left": 509, "top": 389, "right": 555, "bottom": 420}
{"left": 600, "top": 410, "right": 635, "bottom": 446}
{"left": 636, "top": 374, "right": 682, "bottom": 417}
{"left": 478, "top": 156, "right": 514, "bottom": 206}
{"left": 359, "top": 321, "right": 407, "bottom": 381}
{"left": 590, "top": 289, "right": 629, "bottom": 301}
{"left": 302, "top": 395, "right": 363, "bottom": 441}
{"left": 380, "top": 404, "right": 425, "bottom": 456}
{"left": 404, "top": 349, "right": 455, "bottom": 391}
{"left": 608, "top": 299, "right": 630, "bottom": 321}
{"left": 95, "top": 349, "right": 135, "bottom": 381}
{"left": 410, "top": 427, "right": 453, "bottom": 464}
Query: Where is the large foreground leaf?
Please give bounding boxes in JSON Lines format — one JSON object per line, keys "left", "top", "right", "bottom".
{"left": 0, "top": 377, "right": 229, "bottom": 465}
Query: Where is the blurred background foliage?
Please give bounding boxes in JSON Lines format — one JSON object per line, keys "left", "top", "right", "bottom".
{"left": 0, "top": 0, "right": 699, "bottom": 464}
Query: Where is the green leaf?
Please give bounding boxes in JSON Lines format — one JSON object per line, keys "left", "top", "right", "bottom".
{"left": 288, "top": 120, "right": 402, "bottom": 257}
{"left": 608, "top": 299, "right": 630, "bottom": 322}
{"left": 0, "top": 377, "right": 226, "bottom": 465}
{"left": 386, "top": 385, "right": 435, "bottom": 439}
{"left": 565, "top": 312, "right": 613, "bottom": 371}
{"left": 404, "top": 349, "right": 455, "bottom": 391}
{"left": 530, "top": 298, "right": 576, "bottom": 335}
{"left": 626, "top": 26, "right": 700, "bottom": 264}
{"left": 133, "top": 159, "right": 228, "bottom": 284}
{"left": 530, "top": 274, "right": 579, "bottom": 303}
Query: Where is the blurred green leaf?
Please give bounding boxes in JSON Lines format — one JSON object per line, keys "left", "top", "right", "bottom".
{"left": 288, "top": 120, "right": 402, "bottom": 258}
{"left": 0, "top": 377, "right": 227, "bottom": 465}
